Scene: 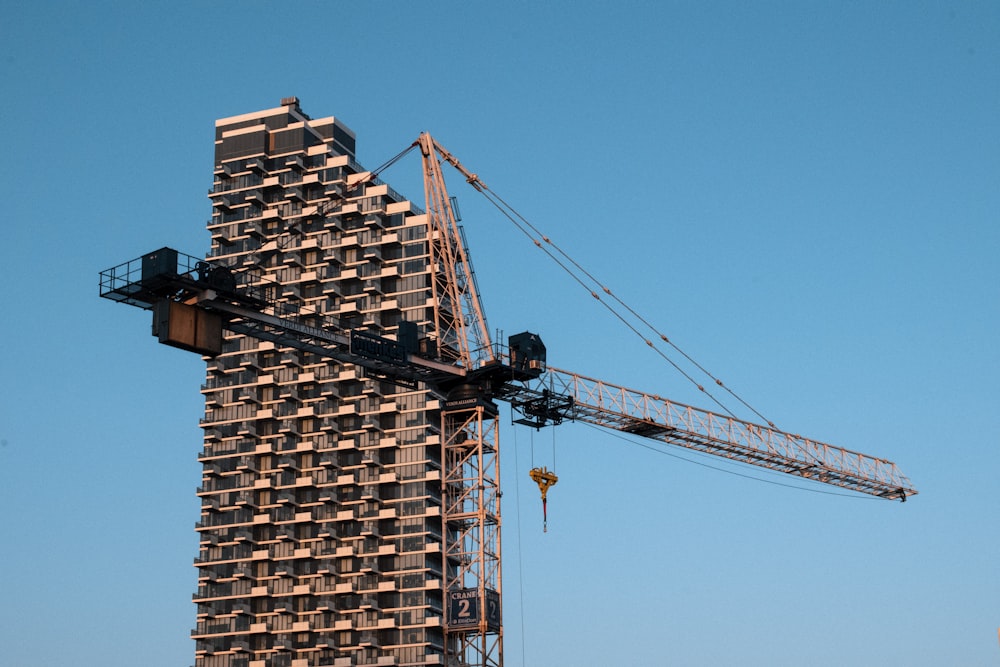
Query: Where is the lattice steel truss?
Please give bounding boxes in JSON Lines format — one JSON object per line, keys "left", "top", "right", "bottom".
{"left": 441, "top": 402, "right": 502, "bottom": 667}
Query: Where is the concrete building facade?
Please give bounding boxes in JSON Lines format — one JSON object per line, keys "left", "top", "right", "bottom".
{"left": 193, "top": 98, "right": 448, "bottom": 667}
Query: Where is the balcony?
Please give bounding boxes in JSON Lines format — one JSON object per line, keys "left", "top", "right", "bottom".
{"left": 245, "top": 219, "right": 266, "bottom": 239}
{"left": 201, "top": 497, "right": 221, "bottom": 513}
{"left": 231, "top": 637, "right": 251, "bottom": 652}
{"left": 277, "top": 455, "right": 300, "bottom": 471}
{"left": 237, "top": 388, "right": 260, "bottom": 404}
{"left": 277, "top": 421, "right": 301, "bottom": 437}
{"left": 233, "top": 529, "right": 254, "bottom": 543}
{"left": 234, "top": 492, "right": 256, "bottom": 507}
{"left": 201, "top": 463, "right": 222, "bottom": 477}
{"left": 233, "top": 564, "right": 254, "bottom": 579}
{"left": 212, "top": 193, "right": 239, "bottom": 210}
{"left": 321, "top": 282, "right": 344, "bottom": 298}
{"left": 235, "top": 456, "right": 258, "bottom": 472}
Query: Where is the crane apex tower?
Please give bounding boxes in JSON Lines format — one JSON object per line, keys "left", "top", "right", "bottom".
{"left": 194, "top": 99, "right": 451, "bottom": 667}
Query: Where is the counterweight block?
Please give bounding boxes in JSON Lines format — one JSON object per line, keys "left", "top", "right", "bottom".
{"left": 152, "top": 300, "right": 224, "bottom": 357}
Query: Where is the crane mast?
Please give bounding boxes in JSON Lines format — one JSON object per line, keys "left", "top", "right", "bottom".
{"left": 419, "top": 133, "right": 504, "bottom": 667}
{"left": 99, "top": 131, "right": 916, "bottom": 667}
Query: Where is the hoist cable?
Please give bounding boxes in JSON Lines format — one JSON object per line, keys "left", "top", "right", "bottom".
{"left": 551, "top": 420, "right": 557, "bottom": 474}
{"left": 529, "top": 423, "right": 535, "bottom": 469}
{"left": 374, "top": 138, "right": 772, "bottom": 425}
{"left": 483, "top": 186, "right": 775, "bottom": 426}
{"left": 510, "top": 424, "right": 529, "bottom": 666}
{"left": 473, "top": 183, "right": 776, "bottom": 427}
{"left": 472, "top": 187, "right": 739, "bottom": 418}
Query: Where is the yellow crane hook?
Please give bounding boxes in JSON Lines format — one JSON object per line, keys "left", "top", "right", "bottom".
{"left": 528, "top": 466, "right": 558, "bottom": 532}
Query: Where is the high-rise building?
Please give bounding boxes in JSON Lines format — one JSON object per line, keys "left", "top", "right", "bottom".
{"left": 194, "top": 98, "right": 452, "bottom": 667}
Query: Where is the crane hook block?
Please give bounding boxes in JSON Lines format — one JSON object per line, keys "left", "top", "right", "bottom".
{"left": 529, "top": 466, "right": 558, "bottom": 532}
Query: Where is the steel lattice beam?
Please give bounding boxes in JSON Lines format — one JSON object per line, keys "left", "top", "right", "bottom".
{"left": 538, "top": 367, "right": 916, "bottom": 499}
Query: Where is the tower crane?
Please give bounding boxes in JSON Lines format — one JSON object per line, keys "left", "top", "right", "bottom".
{"left": 100, "top": 132, "right": 916, "bottom": 667}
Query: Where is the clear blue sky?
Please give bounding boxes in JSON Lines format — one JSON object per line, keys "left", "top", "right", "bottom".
{"left": 2, "top": 2, "right": 998, "bottom": 666}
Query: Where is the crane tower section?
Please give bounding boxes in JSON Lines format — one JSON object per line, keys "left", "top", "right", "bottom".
{"left": 190, "top": 99, "right": 457, "bottom": 667}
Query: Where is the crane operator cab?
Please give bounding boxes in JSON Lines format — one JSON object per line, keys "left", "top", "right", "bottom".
{"left": 507, "top": 331, "right": 546, "bottom": 381}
